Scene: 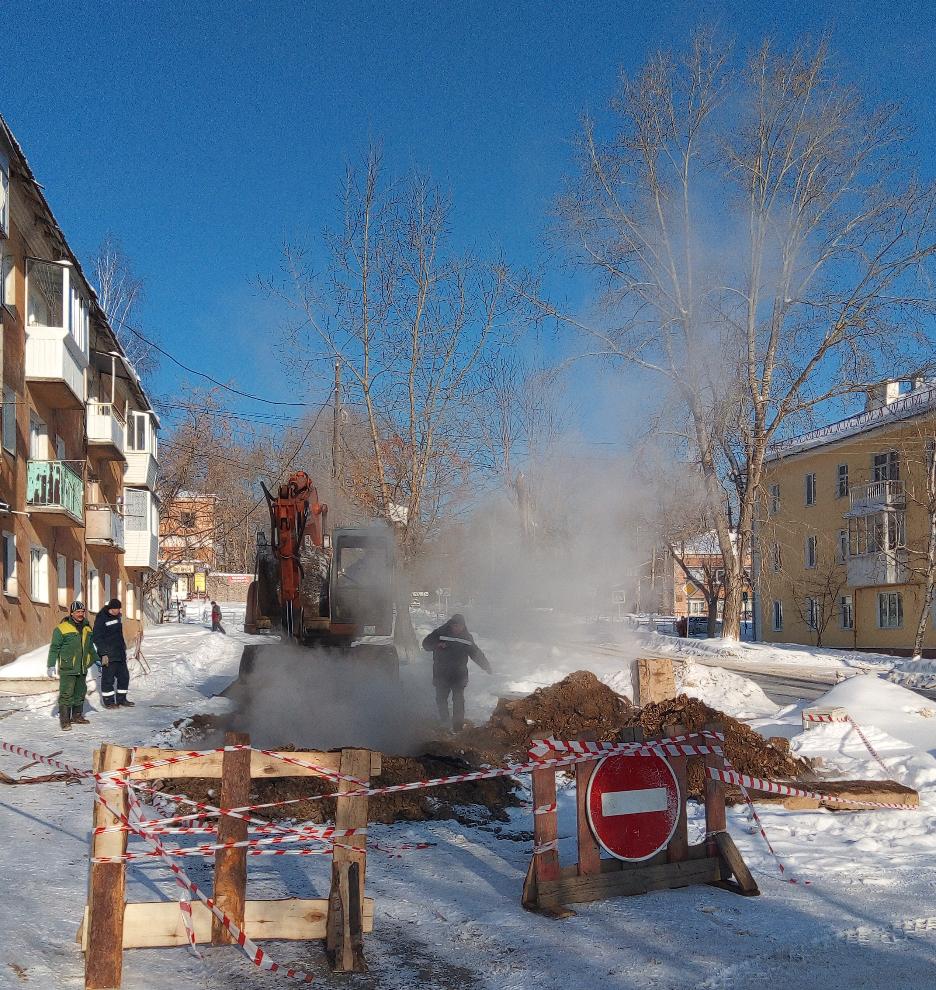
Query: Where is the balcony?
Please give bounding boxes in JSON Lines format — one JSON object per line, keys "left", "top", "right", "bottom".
{"left": 125, "top": 450, "right": 158, "bottom": 490}
{"left": 847, "top": 480, "right": 905, "bottom": 516}
{"left": 26, "top": 460, "right": 84, "bottom": 526}
{"left": 25, "top": 327, "right": 87, "bottom": 410}
{"left": 86, "top": 402, "right": 126, "bottom": 463}
{"left": 124, "top": 532, "right": 158, "bottom": 570}
{"left": 847, "top": 549, "right": 909, "bottom": 588}
{"left": 85, "top": 504, "right": 125, "bottom": 552}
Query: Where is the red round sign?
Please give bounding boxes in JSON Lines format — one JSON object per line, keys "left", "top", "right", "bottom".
{"left": 585, "top": 752, "right": 681, "bottom": 862}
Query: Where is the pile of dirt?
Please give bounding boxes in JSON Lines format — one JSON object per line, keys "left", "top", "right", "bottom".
{"left": 159, "top": 749, "right": 519, "bottom": 828}
{"left": 445, "top": 670, "right": 634, "bottom": 763}
{"left": 623, "top": 694, "right": 811, "bottom": 799}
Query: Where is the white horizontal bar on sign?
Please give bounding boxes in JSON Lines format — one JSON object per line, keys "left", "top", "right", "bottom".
{"left": 601, "top": 787, "right": 668, "bottom": 817}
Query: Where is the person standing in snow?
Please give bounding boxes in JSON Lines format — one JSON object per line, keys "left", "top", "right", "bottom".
{"left": 210, "top": 600, "right": 225, "bottom": 633}
{"left": 93, "top": 598, "right": 134, "bottom": 708}
{"left": 422, "top": 613, "right": 491, "bottom": 732}
{"left": 46, "top": 601, "right": 100, "bottom": 730}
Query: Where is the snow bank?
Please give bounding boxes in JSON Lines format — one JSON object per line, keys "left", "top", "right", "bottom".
{"left": 0, "top": 644, "right": 52, "bottom": 679}
{"left": 676, "top": 660, "right": 779, "bottom": 718}
{"left": 889, "top": 656, "right": 936, "bottom": 690}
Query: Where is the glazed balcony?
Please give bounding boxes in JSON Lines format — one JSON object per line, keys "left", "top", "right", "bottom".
{"left": 124, "top": 450, "right": 158, "bottom": 489}
{"left": 86, "top": 402, "right": 126, "bottom": 463}
{"left": 85, "top": 503, "right": 125, "bottom": 552}
{"left": 26, "top": 460, "right": 84, "bottom": 526}
{"left": 846, "top": 549, "right": 909, "bottom": 588}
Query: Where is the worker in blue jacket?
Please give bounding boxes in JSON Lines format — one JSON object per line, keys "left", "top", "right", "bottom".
{"left": 93, "top": 598, "right": 134, "bottom": 708}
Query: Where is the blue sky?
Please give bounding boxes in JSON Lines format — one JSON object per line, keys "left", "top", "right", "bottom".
{"left": 3, "top": 0, "right": 935, "bottom": 444}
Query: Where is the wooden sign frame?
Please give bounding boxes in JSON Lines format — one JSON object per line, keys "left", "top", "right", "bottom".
{"left": 522, "top": 723, "right": 758, "bottom": 914}
{"left": 80, "top": 732, "right": 378, "bottom": 989}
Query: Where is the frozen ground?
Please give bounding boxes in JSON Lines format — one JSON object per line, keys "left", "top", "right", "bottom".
{"left": 0, "top": 609, "right": 934, "bottom": 988}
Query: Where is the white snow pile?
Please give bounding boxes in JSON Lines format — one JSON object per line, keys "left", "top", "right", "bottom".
{"left": 675, "top": 660, "right": 779, "bottom": 718}
{"left": 0, "top": 643, "right": 52, "bottom": 679}
{"left": 889, "top": 656, "right": 936, "bottom": 690}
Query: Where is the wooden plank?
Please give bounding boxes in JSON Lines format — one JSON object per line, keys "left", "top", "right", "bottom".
{"left": 327, "top": 748, "right": 370, "bottom": 972}
{"left": 538, "top": 856, "right": 721, "bottom": 908}
{"left": 574, "top": 731, "right": 601, "bottom": 876}
{"left": 637, "top": 658, "right": 676, "bottom": 705}
{"left": 713, "top": 831, "right": 759, "bottom": 896}
{"left": 212, "top": 731, "right": 251, "bottom": 945}
{"left": 80, "top": 899, "right": 375, "bottom": 949}
{"left": 86, "top": 744, "right": 132, "bottom": 990}
{"left": 531, "top": 762, "right": 559, "bottom": 885}
{"left": 128, "top": 748, "right": 381, "bottom": 780}
{"left": 703, "top": 721, "right": 726, "bottom": 857}
{"left": 664, "top": 724, "right": 689, "bottom": 863}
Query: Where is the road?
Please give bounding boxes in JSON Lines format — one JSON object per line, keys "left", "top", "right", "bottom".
{"left": 571, "top": 639, "right": 936, "bottom": 706}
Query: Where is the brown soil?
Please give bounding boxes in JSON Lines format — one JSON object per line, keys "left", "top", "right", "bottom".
{"left": 156, "top": 671, "right": 809, "bottom": 825}
{"left": 623, "top": 694, "right": 811, "bottom": 799}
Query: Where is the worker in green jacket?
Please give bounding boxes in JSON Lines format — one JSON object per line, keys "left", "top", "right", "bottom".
{"left": 47, "top": 601, "right": 100, "bottom": 731}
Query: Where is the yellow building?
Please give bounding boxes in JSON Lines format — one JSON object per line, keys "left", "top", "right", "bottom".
{"left": 757, "top": 382, "right": 936, "bottom": 655}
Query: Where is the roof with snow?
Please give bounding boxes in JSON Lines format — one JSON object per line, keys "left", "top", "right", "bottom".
{"left": 765, "top": 384, "right": 936, "bottom": 463}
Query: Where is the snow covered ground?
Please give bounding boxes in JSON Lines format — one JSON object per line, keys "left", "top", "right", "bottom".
{"left": 0, "top": 609, "right": 934, "bottom": 988}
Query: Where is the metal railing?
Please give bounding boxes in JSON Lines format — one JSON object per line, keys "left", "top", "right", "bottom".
{"left": 26, "top": 460, "right": 84, "bottom": 519}
{"left": 849, "top": 479, "right": 905, "bottom": 507}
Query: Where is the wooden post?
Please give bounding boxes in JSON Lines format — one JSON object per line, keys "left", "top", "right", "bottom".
{"left": 326, "top": 748, "right": 370, "bottom": 972}
{"left": 212, "top": 731, "right": 251, "bottom": 945}
{"left": 574, "top": 732, "right": 601, "bottom": 876}
{"left": 704, "top": 721, "right": 727, "bottom": 857}
{"left": 86, "top": 744, "right": 132, "bottom": 990}
{"left": 531, "top": 764, "right": 560, "bottom": 884}
{"left": 664, "top": 724, "right": 689, "bottom": 863}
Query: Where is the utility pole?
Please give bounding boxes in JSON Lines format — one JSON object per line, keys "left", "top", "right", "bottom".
{"left": 331, "top": 359, "right": 342, "bottom": 484}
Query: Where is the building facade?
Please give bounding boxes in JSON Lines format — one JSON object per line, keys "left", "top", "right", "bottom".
{"left": 758, "top": 381, "right": 936, "bottom": 655}
{"left": 0, "top": 115, "right": 160, "bottom": 665}
{"left": 159, "top": 492, "right": 217, "bottom": 599}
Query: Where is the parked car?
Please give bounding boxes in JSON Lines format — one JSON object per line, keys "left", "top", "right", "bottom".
{"left": 687, "top": 616, "right": 722, "bottom": 638}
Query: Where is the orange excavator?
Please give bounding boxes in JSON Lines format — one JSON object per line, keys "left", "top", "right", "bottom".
{"left": 244, "top": 471, "right": 398, "bottom": 672}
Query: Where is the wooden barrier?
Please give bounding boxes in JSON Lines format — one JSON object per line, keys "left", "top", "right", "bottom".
{"left": 81, "top": 733, "right": 377, "bottom": 988}
{"left": 521, "top": 724, "right": 758, "bottom": 914}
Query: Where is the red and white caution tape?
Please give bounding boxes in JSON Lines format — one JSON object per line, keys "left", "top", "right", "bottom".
{"left": 529, "top": 732, "right": 724, "bottom": 761}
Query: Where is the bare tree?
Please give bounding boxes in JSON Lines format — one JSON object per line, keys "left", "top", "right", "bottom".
{"left": 543, "top": 32, "right": 936, "bottom": 639}
{"left": 789, "top": 553, "right": 847, "bottom": 648}
{"left": 91, "top": 233, "right": 158, "bottom": 379}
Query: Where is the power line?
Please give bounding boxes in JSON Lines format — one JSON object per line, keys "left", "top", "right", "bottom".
{"left": 113, "top": 316, "right": 319, "bottom": 407}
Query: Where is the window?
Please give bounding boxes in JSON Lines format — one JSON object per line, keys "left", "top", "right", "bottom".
{"left": 126, "top": 583, "right": 135, "bottom": 618}
{"left": 55, "top": 435, "right": 66, "bottom": 461}
{"left": 0, "top": 147, "right": 8, "bottom": 237}
{"left": 103, "top": 572, "right": 111, "bottom": 606}
{"left": 772, "top": 543, "right": 782, "bottom": 573}
{"left": 180, "top": 510, "right": 196, "bottom": 529}
{"left": 29, "top": 412, "right": 47, "bottom": 459}
{"left": 26, "top": 259, "right": 65, "bottom": 329}
{"left": 805, "top": 535, "right": 817, "bottom": 569}
{"left": 29, "top": 545, "right": 49, "bottom": 604}
{"left": 840, "top": 595, "right": 854, "bottom": 630}
{"left": 805, "top": 473, "right": 817, "bottom": 506}
{"left": 836, "top": 464, "right": 849, "bottom": 498}
{"left": 805, "top": 597, "right": 819, "bottom": 630}
{"left": 125, "top": 489, "right": 148, "bottom": 531}
{"left": 127, "top": 412, "right": 149, "bottom": 452}
{"left": 873, "top": 451, "right": 899, "bottom": 482}
{"left": 837, "top": 529, "right": 848, "bottom": 563}
{"left": 56, "top": 554, "right": 67, "bottom": 607}
{"left": 878, "top": 591, "right": 903, "bottom": 629}
{"left": 87, "top": 567, "right": 100, "bottom": 613}
{"left": 688, "top": 600, "right": 706, "bottom": 616}
{"left": 772, "top": 599, "right": 783, "bottom": 631}
{"left": 1, "top": 385, "right": 15, "bottom": 454}
{"left": 769, "top": 484, "right": 780, "bottom": 515}
{"left": 73, "top": 560, "right": 82, "bottom": 605}
{"left": 1, "top": 531, "right": 16, "bottom": 597}
{"left": 1, "top": 252, "right": 14, "bottom": 310}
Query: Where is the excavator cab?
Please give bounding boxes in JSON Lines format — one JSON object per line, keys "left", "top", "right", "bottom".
{"left": 329, "top": 527, "right": 395, "bottom": 636}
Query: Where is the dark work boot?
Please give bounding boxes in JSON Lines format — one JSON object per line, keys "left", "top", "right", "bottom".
{"left": 118, "top": 697, "right": 135, "bottom": 707}
{"left": 71, "top": 706, "right": 89, "bottom": 725}
{"left": 59, "top": 707, "right": 72, "bottom": 731}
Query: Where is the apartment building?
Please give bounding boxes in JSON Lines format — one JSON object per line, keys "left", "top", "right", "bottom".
{"left": 0, "top": 114, "right": 160, "bottom": 664}
{"left": 159, "top": 491, "right": 217, "bottom": 599}
{"left": 758, "top": 381, "right": 936, "bottom": 655}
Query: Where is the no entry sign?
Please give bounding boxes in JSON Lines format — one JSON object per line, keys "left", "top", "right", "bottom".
{"left": 585, "top": 752, "right": 681, "bottom": 862}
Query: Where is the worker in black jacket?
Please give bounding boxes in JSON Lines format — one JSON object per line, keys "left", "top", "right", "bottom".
{"left": 93, "top": 598, "right": 134, "bottom": 708}
{"left": 422, "top": 614, "right": 491, "bottom": 731}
